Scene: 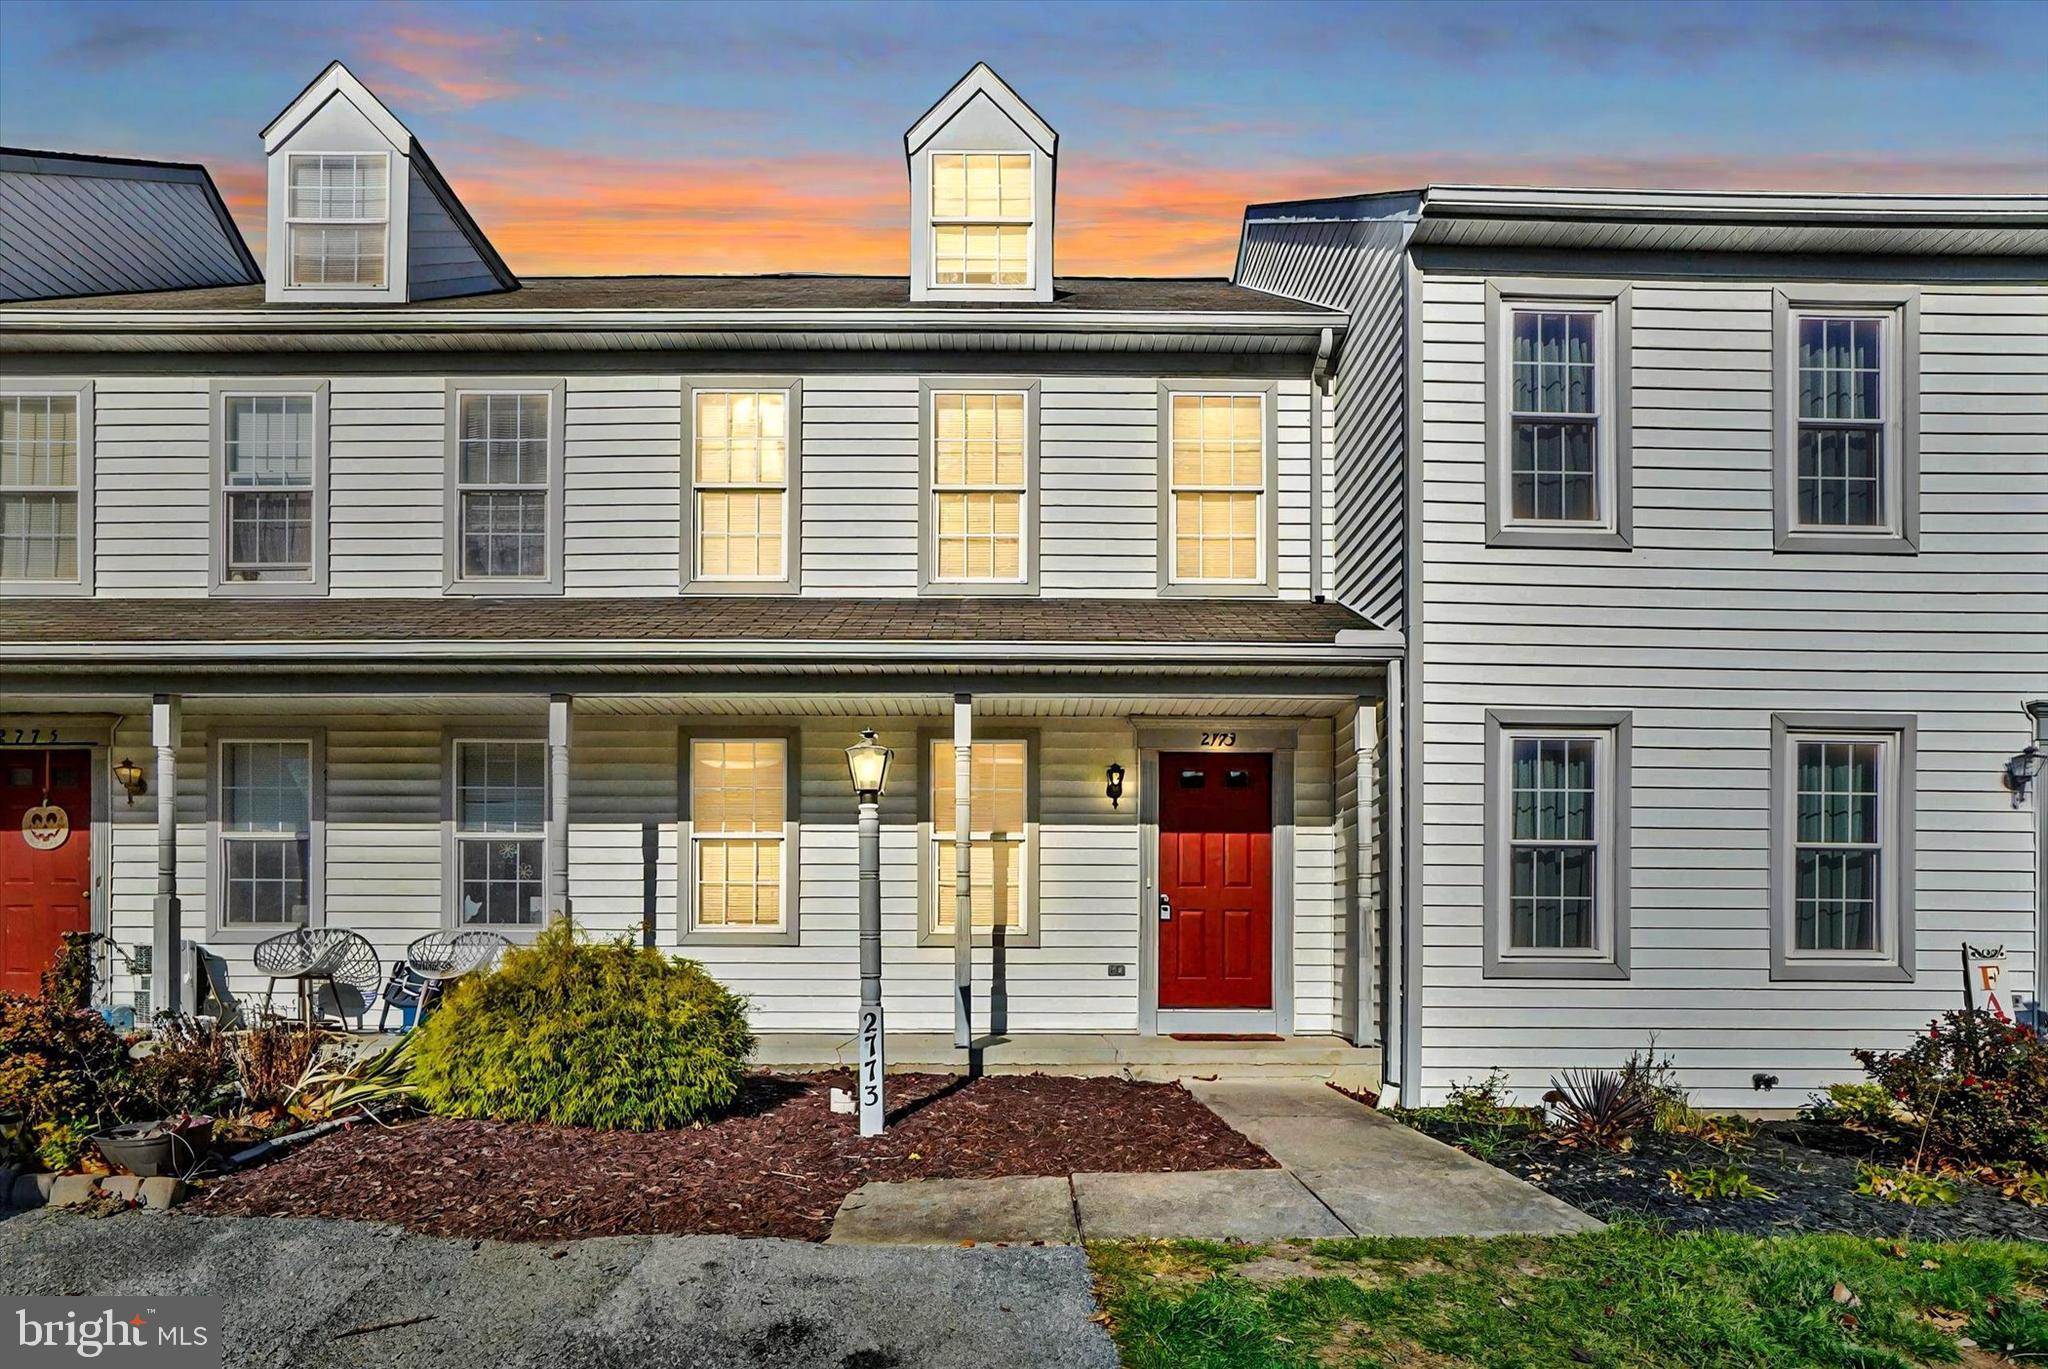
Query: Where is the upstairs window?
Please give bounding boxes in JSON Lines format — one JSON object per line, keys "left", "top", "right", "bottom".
{"left": 932, "top": 391, "right": 1027, "bottom": 583}
{"left": 0, "top": 394, "right": 81, "bottom": 583}
{"left": 931, "top": 152, "right": 1032, "bottom": 287}
{"left": 692, "top": 388, "right": 791, "bottom": 586}
{"left": 222, "top": 393, "right": 316, "bottom": 584}
{"left": 456, "top": 392, "right": 551, "bottom": 582}
{"left": 1508, "top": 309, "right": 1602, "bottom": 523}
{"left": 1167, "top": 392, "right": 1266, "bottom": 585}
{"left": 1794, "top": 315, "right": 1888, "bottom": 529}
{"left": 286, "top": 153, "right": 388, "bottom": 289}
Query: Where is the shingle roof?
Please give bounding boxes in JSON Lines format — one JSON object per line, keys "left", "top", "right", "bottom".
{"left": 7, "top": 274, "right": 1329, "bottom": 314}
{"left": 0, "top": 596, "right": 1376, "bottom": 647}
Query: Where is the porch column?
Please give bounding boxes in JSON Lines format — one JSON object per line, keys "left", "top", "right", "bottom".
{"left": 548, "top": 693, "right": 572, "bottom": 923}
{"left": 953, "top": 692, "right": 973, "bottom": 1050}
{"left": 150, "top": 694, "right": 181, "bottom": 1020}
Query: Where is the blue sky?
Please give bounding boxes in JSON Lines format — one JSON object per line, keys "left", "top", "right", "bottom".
{"left": 2, "top": 0, "right": 2043, "bottom": 275}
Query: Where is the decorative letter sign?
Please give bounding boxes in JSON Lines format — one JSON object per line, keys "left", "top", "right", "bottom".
{"left": 1963, "top": 944, "right": 2010, "bottom": 1022}
{"left": 21, "top": 802, "right": 70, "bottom": 851}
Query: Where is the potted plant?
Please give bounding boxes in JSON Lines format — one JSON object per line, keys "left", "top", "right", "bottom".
{"left": 92, "top": 1112, "right": 213, "bottom": 1178}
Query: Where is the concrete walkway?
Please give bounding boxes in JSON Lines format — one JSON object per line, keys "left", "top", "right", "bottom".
{"left": 827, "top": 1081, "right": 1599, "bottom": 1244}
{"left": 0, "top": 1209, "right": 1117, "bottom": 1369}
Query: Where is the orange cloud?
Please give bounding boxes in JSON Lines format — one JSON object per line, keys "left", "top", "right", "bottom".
{"left": 361, "top": 25, "right": 528, "bottom": 109}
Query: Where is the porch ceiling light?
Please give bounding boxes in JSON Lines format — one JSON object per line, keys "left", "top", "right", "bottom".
{"left": 846, "top": 728, "right": 894, "bottom": 801}
{"left": 1105, "top": 760, "right": 1126, "bottom": 808}
{"left": 112, "top": 757, "right": 146, "bottom": 806}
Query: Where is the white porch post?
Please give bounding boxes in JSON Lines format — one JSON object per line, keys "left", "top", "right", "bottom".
{"left": 548, "top": 693, "right": 572, "bottom": 923}
{"left": 953, "top": 692, "right": 973, "bottom": 1050}
{"left": 149, "top": 693, "right": 181, "bottom": 1020}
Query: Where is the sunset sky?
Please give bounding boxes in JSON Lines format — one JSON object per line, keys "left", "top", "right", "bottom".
{"left": 3, "top": 0, "right": 2044, "bottom": 279}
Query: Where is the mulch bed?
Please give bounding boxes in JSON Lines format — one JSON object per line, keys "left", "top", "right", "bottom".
{"left": 195, "top": 1071, "right": 1275, "bottom": 1243}
{"left": 1397, "top": 1113, "right": 2048, "bottom": 1242}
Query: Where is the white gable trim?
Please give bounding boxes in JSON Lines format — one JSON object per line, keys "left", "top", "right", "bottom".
{"left": 262, "top": 62, "right": 412, "bottom": 154}
{"left": 904, "top": 63, "right": 1055, "bottom": 157}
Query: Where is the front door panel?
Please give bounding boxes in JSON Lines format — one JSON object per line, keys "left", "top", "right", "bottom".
{"left": 1, "top": 749, "right": 93, "bottom": 996}
{"left": 1157, "top": 752, "right": 1272, "bottom": 1010}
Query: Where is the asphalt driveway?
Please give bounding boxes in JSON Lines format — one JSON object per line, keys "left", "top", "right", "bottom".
{"left": 0, "top": 1209, "right": 1117, "bottom": 1369}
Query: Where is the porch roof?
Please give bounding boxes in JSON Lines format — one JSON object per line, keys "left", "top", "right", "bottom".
{"left": 0, "top": 595, "right": 1394, "bottom": 669}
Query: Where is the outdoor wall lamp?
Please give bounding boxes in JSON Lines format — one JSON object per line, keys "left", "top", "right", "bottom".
{"left": 846, "top": 727, "right": 895, "bottom": 1137}
{"left": 1105, "top": 760, "right": 1126, "bottom": 808}
{"left": 2009, "top": 702, "right": 2048, "bottom": 806}
{"left": 112, "top": 757, "right": 146, "bottom": 806}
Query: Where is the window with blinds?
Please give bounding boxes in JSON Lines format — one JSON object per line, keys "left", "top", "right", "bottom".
{"left": 931, "top": 152, "right": 1032, "bottom": 287}
{"left": 931, "top": 391, "right": 1026, "bottom": 582}
{"left": 1168, "top": 392, "right": 1264, "bottom": 583}
{"left": 931, "top": 738, "right": 1029, "bottom": 933}
{"left": 454, "top": 740, "right": 546, "bottom": 927}
{"left": 286, "top": 153, "right": 388, "bottom": 289}
{"left": 222, "top": 394, "right": 316, "bottom": 582}
{"left": 456, "top": 392, "right": 551, "bottom": 580}
{"left": 219, "top": 740, "right": 313, "bottom": 926}
{"left": 0, "top": 394, "right": 81, "bottom": 582}
{"left": 690, "top": 739, "right": 788, "bottom": 930}
{"left": 693, "top": 390, "right": 789, "bottom": 582}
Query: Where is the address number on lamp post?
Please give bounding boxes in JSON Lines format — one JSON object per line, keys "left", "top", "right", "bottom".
{"left": 858, "top": 1004, "right": 885, "bottom": 1134}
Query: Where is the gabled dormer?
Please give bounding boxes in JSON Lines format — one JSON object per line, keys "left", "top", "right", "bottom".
{"left": 904, "top": 64, "right": 1057, "bottom": 304}
{"left": 261, "top": 61, "right": 514, "bottom": 305}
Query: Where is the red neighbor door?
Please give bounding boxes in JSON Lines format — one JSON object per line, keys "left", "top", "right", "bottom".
{"left": 1, "top": 749, "right": 93, "bottom": 996}
{"left": 1157, "top": 752, "right": 1272, "bottom": 1010}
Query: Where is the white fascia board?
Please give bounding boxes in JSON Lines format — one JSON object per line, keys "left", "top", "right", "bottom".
{"left": 905, "top": 63, "right": 1056, "bottom": 156}
{"left": 3, "top": 635, "right": 1405, "bottom": 667}
{"left": 1420, "top": 184, "right": 2048, "bottom": 226}
{"left": 262, "top": 62, "right": 413, "bottom": 153}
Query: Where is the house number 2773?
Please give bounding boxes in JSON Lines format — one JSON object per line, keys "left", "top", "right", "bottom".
{"left": 1201, "top": 732, "right": 1236, "bottom": 747}
{"left": 3, "top": 727, "right": 60, "bottom": 744}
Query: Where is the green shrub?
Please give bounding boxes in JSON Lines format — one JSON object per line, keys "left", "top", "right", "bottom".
{"left": 410, "top": 921, "right": 753, "bottom": 1130}
{"left": 1856, "top": 1163, "right": 1962, "bottom": 1206}
{"left": 0, "top": 993, "right": 133, "bottom": 1134}
{"left": 1666, "top": 1166, "right": 1776, "bottom": 1201}
{"left": 34, "top": 1120, "right": 90, "bottom": 1172}
{"left": 1853, "top": 1011, "right": 2048, "bottom": 1170}
{"left": 1441, "top": 1068, "right": 1515, "bottom": 1125}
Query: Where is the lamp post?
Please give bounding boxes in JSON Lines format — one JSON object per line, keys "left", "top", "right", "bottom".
{"left": 846, "top": 728, "right": 894, "bottom": 1137}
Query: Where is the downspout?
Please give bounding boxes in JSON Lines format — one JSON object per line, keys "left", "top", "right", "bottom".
{"left": 1309, "top": 326, "right": 1334, "bottom": 603}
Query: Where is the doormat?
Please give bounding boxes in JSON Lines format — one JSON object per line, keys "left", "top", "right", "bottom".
{"left": 1168, "top": 1033, "right": 1285, "bottom": 1042}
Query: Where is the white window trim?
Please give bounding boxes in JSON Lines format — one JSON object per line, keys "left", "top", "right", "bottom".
{"left": 283, "top": 152, "right": 390, "bottom": 291}
{"left": 205, "top": 728, "right": 325, "bottom": 943}
{"left": 681, "top": 377, "right": 802, "bottom": 594}
{"left": 441, "top": 731, "right": 550, "bottom": 939}
{"left": 1770, "top": 712, "right": 1917, "bottom": 982}
{"left": 677, "top": 726, "right": 801, "bottom": 947}
{"left": 443, "top": 379, "right": 566, "bottom": 595}
{"left": 927, "top": 148, "right": 1035, "bottom": 291}
{"left": 208, "top": 379, "right": 328, "bottom": 597}
{"left": 916, "top": 726, "right": 1040, "bottom": 948}
{"left": 0, "top": 379, "right": 94, "bottom": 596}
{"left": 918, "top": 379, "right": 1039, "bottom": 594}
{"left": 1482, "top": 709, "right": 1631, "bottom": 980}
{"left": 1482, "top": 279, "right": 1633, "bottom": 550}
{"left": 1156, "top": 380, "right": 1280, "bottom": 597}
{"left": 1772, "top": 289, "right": 1921, "bottom": 555}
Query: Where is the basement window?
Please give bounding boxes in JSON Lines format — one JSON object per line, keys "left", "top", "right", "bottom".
{"left": 287, "top": 153, "right": 388, "bottom": 289}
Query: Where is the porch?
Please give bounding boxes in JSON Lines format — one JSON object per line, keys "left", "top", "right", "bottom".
{"left": 755, "top": 1030, "right": 1382, "bottom": 1089}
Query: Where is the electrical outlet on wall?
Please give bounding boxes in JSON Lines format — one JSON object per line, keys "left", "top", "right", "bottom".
{"left": 1107, "top": 964, "right": 1127, "bottom": 977}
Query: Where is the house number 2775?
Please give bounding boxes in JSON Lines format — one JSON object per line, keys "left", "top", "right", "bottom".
{"left": 1201, "top": 732, "right": 1237, "bottom": 747}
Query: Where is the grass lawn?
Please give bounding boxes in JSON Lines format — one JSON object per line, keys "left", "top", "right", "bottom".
{"left": 1090, "top": 1222, "right": 2048, "bottom": 1368}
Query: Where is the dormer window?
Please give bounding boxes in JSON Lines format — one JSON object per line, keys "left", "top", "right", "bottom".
{"left": 931, "top": 153, "right": 1032, "bottom": 288}
{"left": 286, "top": 153, "right": 388, "bottom": 289}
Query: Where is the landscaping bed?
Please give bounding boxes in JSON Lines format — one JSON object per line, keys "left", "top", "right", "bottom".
{"left": 196, "top": 1070, "right": 1275, "bottom": 1242}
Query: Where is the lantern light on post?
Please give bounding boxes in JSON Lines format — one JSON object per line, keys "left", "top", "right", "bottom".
{"left": 112, "top": 757, "right": 147, "bottom": 806}
{"left": 1105, "top": 761, "right": 1126, "bottom": 808}
{"left": 845, "top": 728, "right": 894, "bottom": 1137}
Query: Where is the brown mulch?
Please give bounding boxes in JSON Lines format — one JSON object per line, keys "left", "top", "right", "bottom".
{"left": 194, "top": 1071, "right": 1275, "bottom": 1242}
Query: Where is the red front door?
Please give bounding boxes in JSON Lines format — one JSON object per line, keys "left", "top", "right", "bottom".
{"left": 1158, "top": 752, "right": 1272, "bottom": 1010}
{"left": 1, "top": 749, "right": 93, "bottom": 996}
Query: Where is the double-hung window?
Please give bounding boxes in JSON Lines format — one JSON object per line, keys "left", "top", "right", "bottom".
{"left": 690, "top": 386, "right": 794, "bottom": 589}
{"left": 929, "top": 737, "right": 1032, "bottom": 938}
{"left": 931, "top": 390, "right": 1028, "bottom": 584}
{"left": 1165, "top": 390, "right": 1270, "bottom": 589}
{"left": 1773, "top": 290, "right": 1919, "bottom": 552}
{"left": 217, "top": 387, "right": 322, "bottom": 589}
{"left": 1484, "top": 710, "right": 1630, "bottom": 978}
{"left": 215, "top": 738, "right": 317, "bottom": 931}
{"left": 931, "top": 152, "right": 1032, "bottom": 287}
{"left": 1, "top": 391, "right": 86, "bottom": 587}
{"left": 287, "top": 153, "right": 388, "bottom": 289}
{"left": 1771, "top": 714, "right": 1915, "bottom": 981}
{"left": 685, "top": 737, "right": 792, "bottom": 938}
{"left": 1486, "top": 283, "right": 1631, "bottom": 548}
{"left": 448, "top": 389, "right": 561, "bottom": 594}
{"left": 452, "top": 740, "right": 546, "bottom": 929}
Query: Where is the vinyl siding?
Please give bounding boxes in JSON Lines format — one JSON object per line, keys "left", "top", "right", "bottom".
{"left": 99, "top": 707, "right": 1359, "bottom": 1037}
{"left": 404, "top": 164, "right": 501, "bottom": 302}
{"left": 1414, "top": 268, "right": 2048, "bottom": 1109}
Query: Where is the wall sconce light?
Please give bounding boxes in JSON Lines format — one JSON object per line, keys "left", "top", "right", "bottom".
{"left": 1105, "top": 761, "right": 1126, "bottom": 808}
{"left": 2010, "top": 702, "right": 2048, "bottom": 806}
{"left": 112, "top": 757, "right": 147, "bottom": 806}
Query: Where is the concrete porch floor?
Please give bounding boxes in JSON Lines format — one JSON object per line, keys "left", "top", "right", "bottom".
{"left": 753, "top": 1032, "right": 1382, "bottom": 1090}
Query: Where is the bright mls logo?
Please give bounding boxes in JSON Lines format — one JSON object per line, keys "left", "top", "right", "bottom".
{"left": 7, "top": 1298, "right": 221, "bottom": 1367}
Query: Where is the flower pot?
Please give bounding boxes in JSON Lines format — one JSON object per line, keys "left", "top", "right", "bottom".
{"left": 93, "top": 1116, "right": 213, "bottom": 1178}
